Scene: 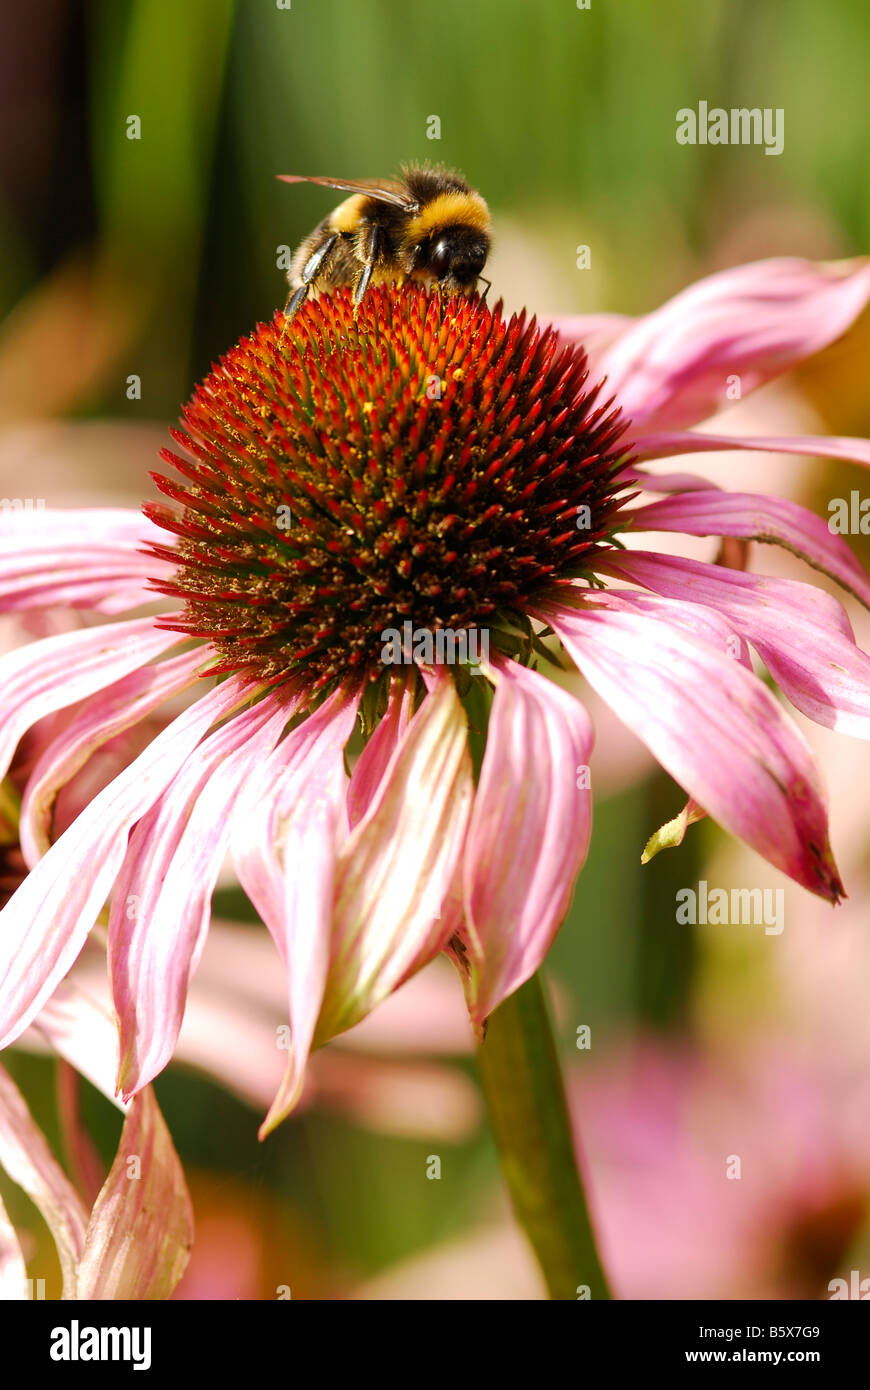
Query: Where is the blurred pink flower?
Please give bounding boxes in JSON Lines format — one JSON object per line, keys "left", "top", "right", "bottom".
{"left": 574, "top": 1039, "right": 870, "bottom": 1300}
{"left": 1, "top": 259, "right": 870, "bottom": 1135}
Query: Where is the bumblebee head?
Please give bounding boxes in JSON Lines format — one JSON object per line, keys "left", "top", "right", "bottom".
{"left": 417, "top": 225, "right": 490, "bottom": 292}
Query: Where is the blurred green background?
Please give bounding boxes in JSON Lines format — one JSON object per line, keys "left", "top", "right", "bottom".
{"left": 2, "top": 0, "right": 869, "bottom": 419}
{"left": 2, "top": 0, "right": 870, "bottom": 1299}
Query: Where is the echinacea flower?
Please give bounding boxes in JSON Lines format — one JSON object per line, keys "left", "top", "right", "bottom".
{"left": 2, "top": 257, "right": 870, "bottom": 1137}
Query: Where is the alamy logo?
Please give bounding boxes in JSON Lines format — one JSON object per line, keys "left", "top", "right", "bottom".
{"left": 380, "top": 621, "right": 489, "bottom": 667}
{"left": 675, "top": 880, "right": 784, "bottom": 935}
{"left": 828, "top": 1271, "right": 870, "bottom": 1299}
{"left": 50, "top": 1321, "right": 151, "bottom": 1370}
{"left": 828, "top": 492, "right": 870, "bottom": 534}
{"left": 1, "top": 497, "right": 45, "bottom": 511}
{"left": 676, "top": 102, "right": 784, "bottom": 156}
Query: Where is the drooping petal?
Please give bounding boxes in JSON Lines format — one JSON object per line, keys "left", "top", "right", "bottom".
{"left": 628, "top": 489, "right": 870, "bottom": 608}
{"left": 0, "top": 1063, "right": 88, "bottom": 1298}
{"left": 230, "top": 688, "right": 353, "bottom": 958}
{"left": 346, "top": 678, "right": 415, "bottom": 828}
{"left": 631, "top": 428, "right": 870, "bottom": 470}
{"left": 227, "top": 682, "right": 309, "bottom": 939}
{"left": 0, "top": 508, "right": 176, "bottom": 614}
{"left": 75, "top": 1088, "right": 193, "bottom": 1300}
{"left": 457, "top": 657, "right": 594, "bottom": 1028}
{"left": 110, "top": 687, "right": 292, "bottom": 1100}
{"left": 19, "top": 648, "right": 204, "bottom": 866}
{"left": 602, "top": 550, "right": 870, "bottom": 739}
{"left": 535, "top": 588, "right": 843, "bottom": 899}
{"left": 319, "top": 671, "right": 474, "bottom": 1044}
{"left": 232, "top": 688, "right": 359, "bottom": 1135}
{"left": 0, "top": 674, "right": 253, "bottom": 1052}
{"left": 0, "top": 617, "right": 185, "bottom": 785}
{"left": 595, "top": 256, "right": 870, "bottom": 431}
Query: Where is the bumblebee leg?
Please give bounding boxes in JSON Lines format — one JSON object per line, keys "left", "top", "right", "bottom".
{"left": 280, "top": 231, "right": 342, "bottom": 337}
{"left": 352, "top": 260, "right": 374, "bottom": 309}
{"left": 299, "top": 231, "right": 340, "bottom": 287}
{"left": 283, "top": 284, "right": 309, "bottom": 319}
{"left": 351, "top": 226, "right": 384, "bottom": 312}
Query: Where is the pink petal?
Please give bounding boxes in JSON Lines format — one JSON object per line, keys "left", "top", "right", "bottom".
{"left": 76, "top": 1088, "right": 193, "bottom": 1300}
{"left": 320, "top": 670, "right": 474, "bottom": 1044}
{"left": 602, "top": 550, "right": 870, "bottom": 739}
{"left": 596, "top": 257, "right": 870, "bottom": 431}
{"left": 0, "top": 508, "right": 176, "bottom": 614}
{"left": 346, "top": 679, "right": 415, "bottom": 828}
{"left": 260, "top": 793, "right": 343, "bottom": 1134}
{"left": 621, "top": 467, "right": 716, "bottom": 493}
{"left": 0, "top": 674, "right": 254, "bottom": 1051}
{"left": 0, "top": 617, "right": 184, "bottom": 785}
{"left": 631, "top": 428, "right": 870, "bottom": 470}
{"left": 111, "top": 688, "right": 293, "bottom": 1099}
{"left": 548, "top": 311, "right": 633, "bottom": 368}
{"left": 232, "top": 689, "right": 359, "bottom": 1135}
{"left": 0, "top": 1063, "right": 88, "bottom": 1296}
{"left": 19, "top": 648, "right": 204, "bottom": 866}
{"left": 458, "top": 657, "right": 594, "bottom": 1028}
{"left": 535, "top": 587, "right": 843, "bottom": 899}
{"left": 230, "top": 687, "right": 352, "bottom": 955}
{"left": 628, "top": 489, "right": 870, "bottom": 607}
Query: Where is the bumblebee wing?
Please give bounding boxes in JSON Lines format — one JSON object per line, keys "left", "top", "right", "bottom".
{"left": 276, "top": 174, "right": 419, "bottom": 211}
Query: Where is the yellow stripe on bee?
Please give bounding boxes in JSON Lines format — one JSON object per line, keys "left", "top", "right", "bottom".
{"left": 406, "top": 191, "right": 490, "bottom": 240}
{"left": 328, "top": 195, "right": 369, "bottom": 234}
{"left": 370, "top": 267, "right": 406, "bottom": 286}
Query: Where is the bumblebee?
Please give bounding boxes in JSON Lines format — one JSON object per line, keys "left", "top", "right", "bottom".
{"left": 277, "top": 163, "right": 491, "bottom": 318}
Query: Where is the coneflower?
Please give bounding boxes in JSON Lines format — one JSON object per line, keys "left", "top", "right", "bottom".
{"left": 2, "top": 256, "right": 870, "bottom": 1295}
{"left": 149, "top": 288, "right": 628, "bottom": 690}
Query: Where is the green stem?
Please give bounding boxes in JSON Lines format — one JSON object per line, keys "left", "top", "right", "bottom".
{"left": 476, "top": 972, "right": 612, "bottom": 1300}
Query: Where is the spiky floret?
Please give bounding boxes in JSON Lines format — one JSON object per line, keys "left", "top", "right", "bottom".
{"left": 147, "top": 284, "right": 632, "bottom": 690}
